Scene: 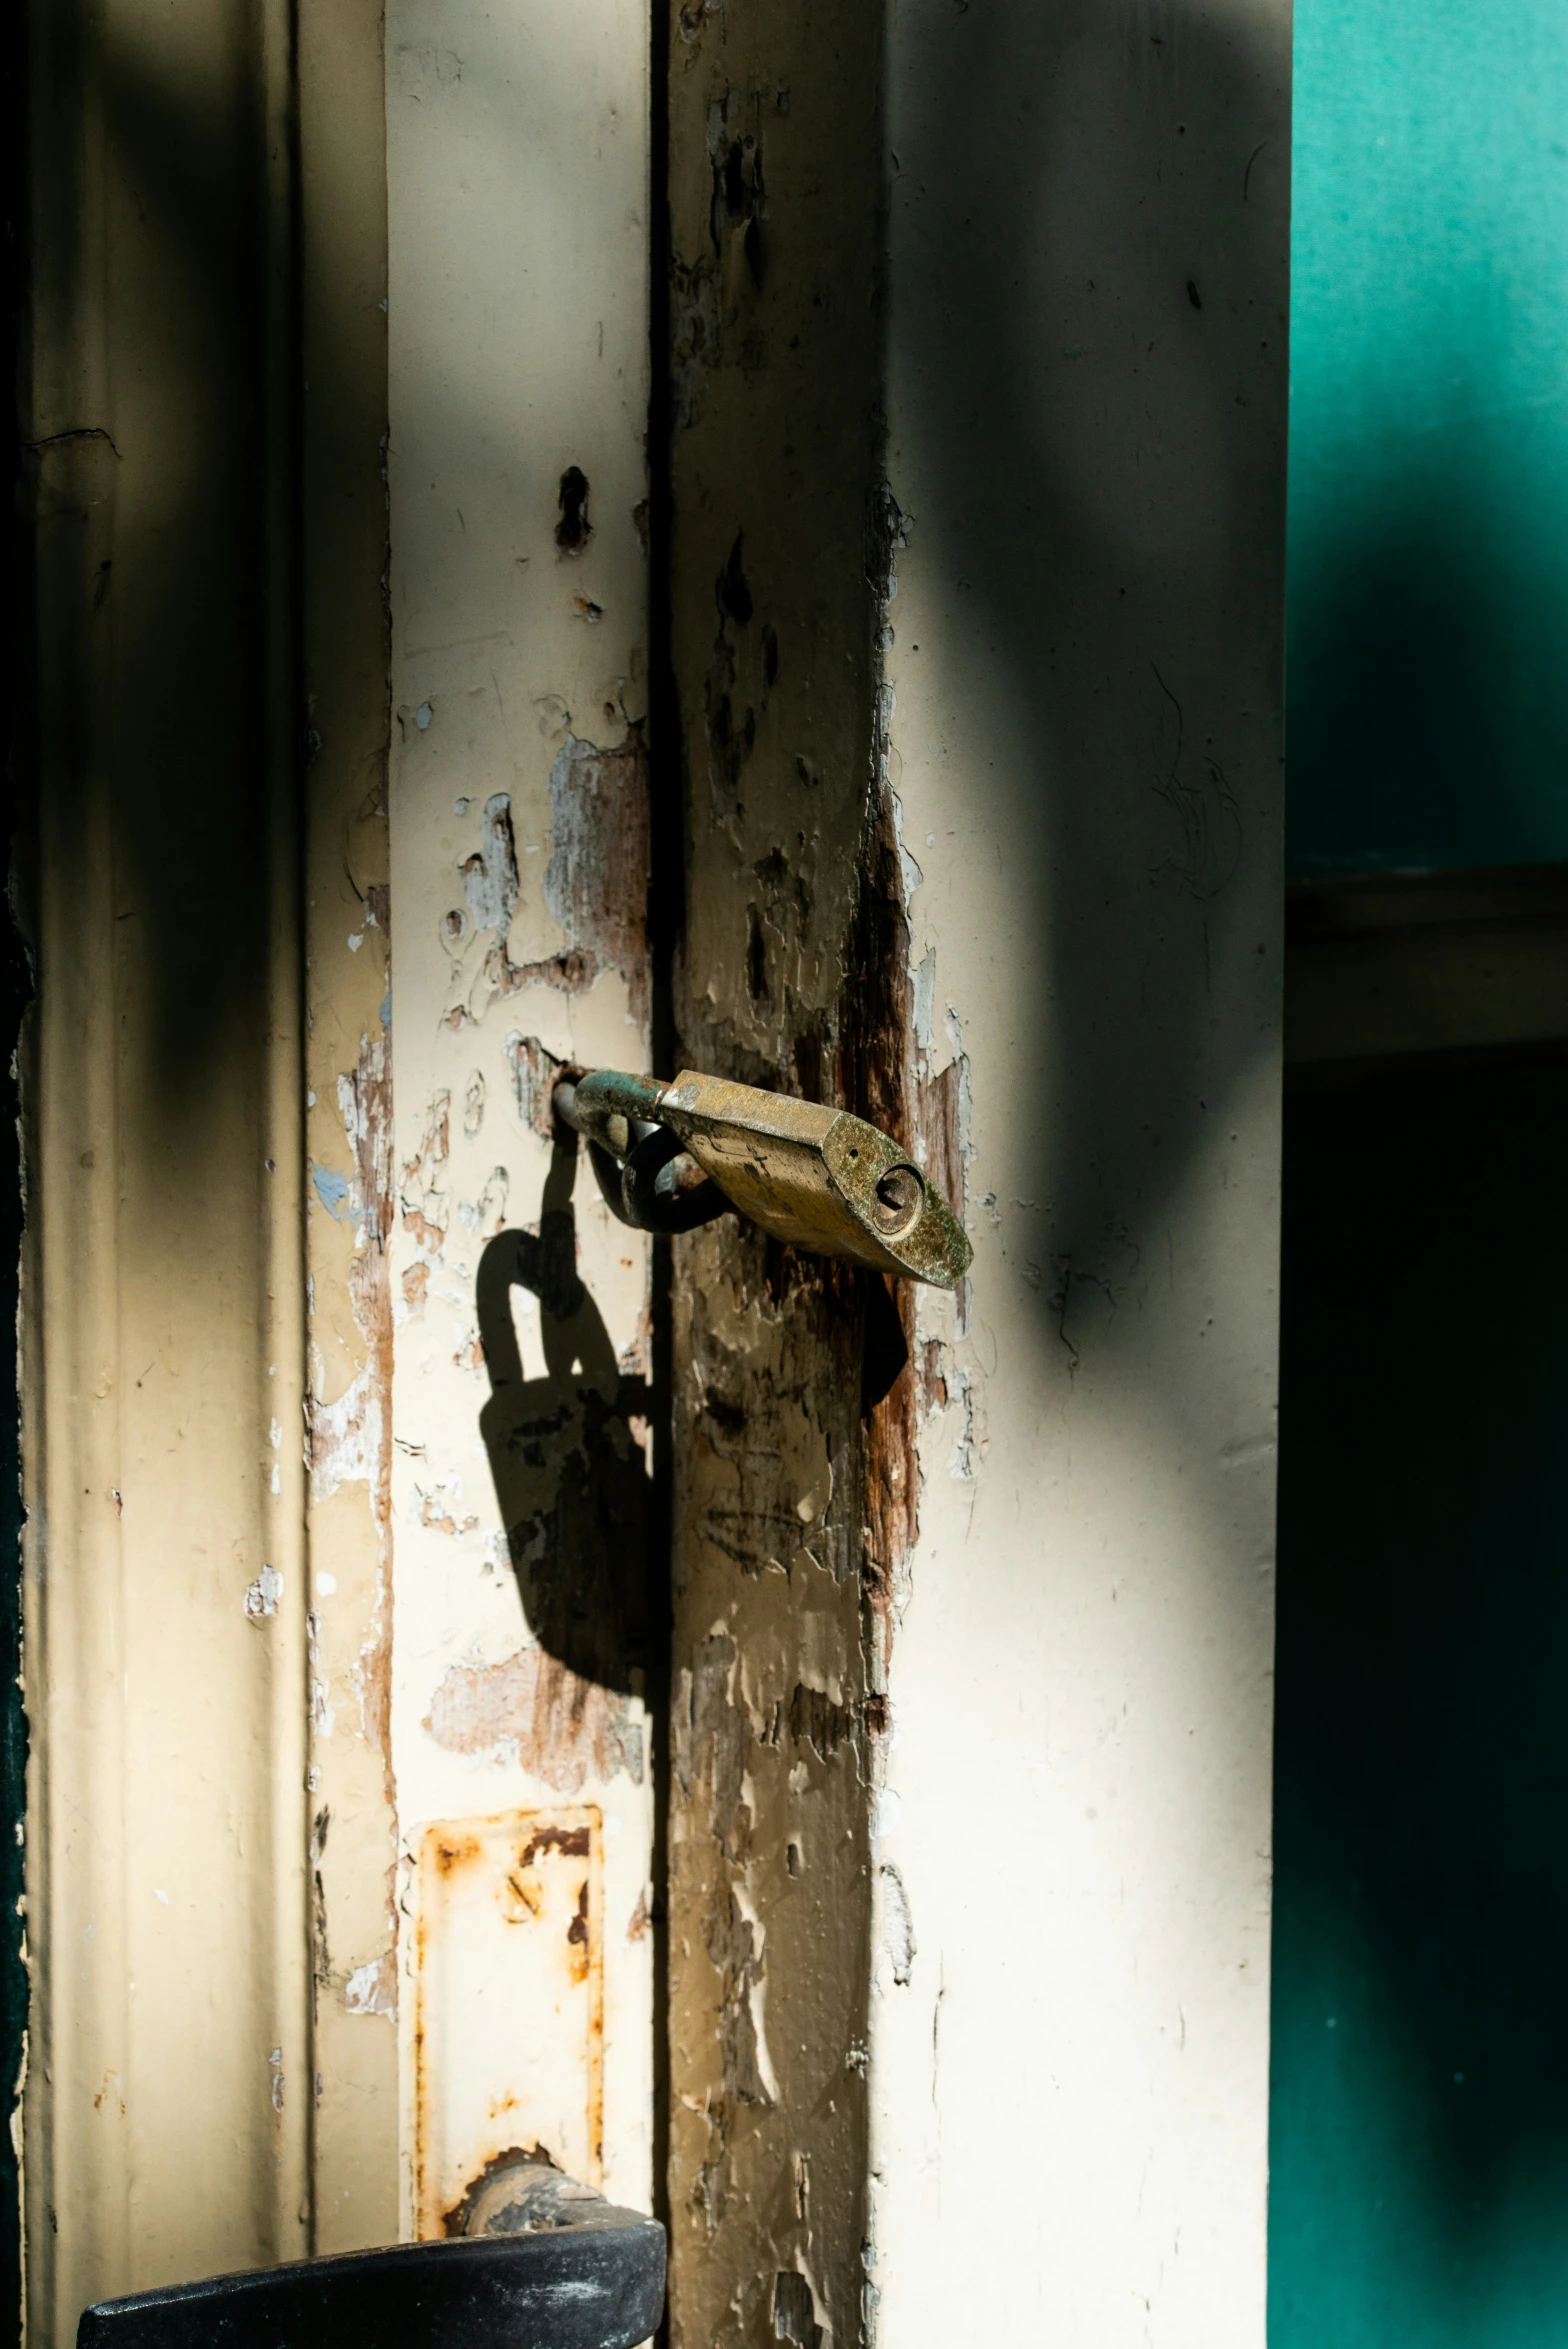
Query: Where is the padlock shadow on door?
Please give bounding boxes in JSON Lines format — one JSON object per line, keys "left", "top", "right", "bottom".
{"left": 475, "top": 1123, "right": 653, "bottom": 1696}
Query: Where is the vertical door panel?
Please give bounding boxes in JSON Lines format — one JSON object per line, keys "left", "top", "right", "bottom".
{"left": 21, "top": 0, "right": 312, "bottom": 2307}
{"left": 868, "top": 0, "right": 1289, "bottom": 2337}
{"left": 383, "top": 0, "right": 655, "bottom": 2232}
{"left": 660, "top": 0, "right": 1289, "bottom": 2340}
{"left": 298, "top": 0, "right": 401, "bottom": 2253}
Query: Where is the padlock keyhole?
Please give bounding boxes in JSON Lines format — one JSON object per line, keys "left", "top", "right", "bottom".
{"left": 872, "top": 1165, "right": 922, "bottom": 1232}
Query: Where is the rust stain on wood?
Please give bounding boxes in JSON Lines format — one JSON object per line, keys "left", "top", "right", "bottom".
{"left": 438, "top": 2144, "right": 556, "bottom": 2239}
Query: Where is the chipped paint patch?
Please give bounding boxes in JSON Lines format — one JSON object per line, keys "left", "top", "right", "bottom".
{"left": 423, "top": 1648, "right": 643, "bottom": 1793}
{"left": 543, "top": 734, "right": 650, "bottom": 1027}
{"left": 344, "top": 1953, "right": 398, "bottom": 2018}
{"left": 311, "top": 1024, "right": 395, "bottom": 1551}
{"left": 244, "top": 1566, "right": 284, "bottom": 1621}
{"left": 312, "top": 1165, "right": 352, "bottom": 1219}
{"left": 506, "top": 1034, "right": 567, "bottom": 1139}
{"left": 875, "top": 1862, "right": 915, "bottom": 1991}
{"left": 773, "top": 2270, "right": 826, "bottom": 2348}
{"left": 435, "top": 733, "right": 649, "bottom": 1034}
{"left": 309, "top": 1367, "right": 381, "bottom": 1504}
{"left": 400, "top": 1089, "right": 451, "bottom": 1257}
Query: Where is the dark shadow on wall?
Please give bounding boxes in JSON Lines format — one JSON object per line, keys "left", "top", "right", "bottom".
{"left": 475, "top": 1129, "right": 653, "bottom": 1695}
{"left": 1288, "top": 465, "right": 1568, "bottom": 876}
{"left": 1270, "top": 1054, "right": 1568, "bottom": 2348}
{"left": 22, "top": 16, "right": 300, "bottom": 1111}
{"left": 0, "top": 947, "right": 27, "bottom": 2339}
{"left": 888, "top": 0, "right": 1286, "bottom": 1353}
{"left": 6, "top": 11, "right": 39, "bottom": 2339}
{"left": 2, "top": 7, "right": 33, "bottom": 2313}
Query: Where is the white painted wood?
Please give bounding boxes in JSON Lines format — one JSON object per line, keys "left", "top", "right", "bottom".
{"left": 865, "top": 0, "right": 1288, "bottom": 2337}
{"left": 383, "top": 0, "right": 655, "bottom": 2233}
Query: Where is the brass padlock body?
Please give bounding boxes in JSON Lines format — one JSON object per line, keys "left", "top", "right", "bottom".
{"left": 655, "top": 1071, "right": 971, "bottom": 1287}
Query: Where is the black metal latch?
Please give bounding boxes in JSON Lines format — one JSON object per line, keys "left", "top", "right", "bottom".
{"left": 76, "top": 2162, "right": 665, "bottom": 2349}
{"left": 556, "top": 1066, "right": 972, "bottom": 1290}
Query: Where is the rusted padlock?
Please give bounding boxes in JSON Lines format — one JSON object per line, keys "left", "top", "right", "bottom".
{"left": 554, "top": 1067, "right": 971, "bottom": 1290}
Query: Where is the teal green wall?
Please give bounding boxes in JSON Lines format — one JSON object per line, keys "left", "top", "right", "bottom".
{"left": 1288, "top": 0, "right": 1568, "bottom": 874}
{"left": 1276, "top": 14, "right": 1568, "bottom": 2329}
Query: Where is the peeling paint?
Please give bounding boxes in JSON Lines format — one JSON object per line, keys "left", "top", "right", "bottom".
{"left": 666, "top": 13, "right": 899, "bottom": 2327}
{"left": 400, "top": 1089, "right": 451, "bottom": 1257}
{"left": 543, "top": 734, "right": 650, "bottom": 1027}
{"left": 436, "top": 739, "right": 649, "bottom": 1033}
{"left": 305, "top": 912, "right": 400, "bottom": 2253}
{"left": 671, "top": 1244, "right": 873, "bottom": 2319}
{"left": 876, "top": 1862, "right": 915, "bottom": 1990}
{"left": 313, "top": 1030, "right": 396, "bottom": 1646}
{"left": 308, "top": 1367, "right": 381, "bottom": 1505}
{"left": 772, "top": 2270, "right": 825, "bottom": 2348}
{"left": 243, "top": 1566, "right": 283, "bottom": 1622}
{"left": 505, "top": 1034, "right": 567, "bottom": 1140}
{"left": 423, "top": 1648, "right": 643, "bottom": 1793}
{"left": 312, "top": 1165, "right": 352, "bottom": 1219}
{"left": 343, "top": 1954, "right": 398, "bottom": 2018}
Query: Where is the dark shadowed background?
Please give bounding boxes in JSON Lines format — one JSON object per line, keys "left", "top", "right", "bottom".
{"left": 1272, "top": 0, "right": 1568, "bottom": 2336}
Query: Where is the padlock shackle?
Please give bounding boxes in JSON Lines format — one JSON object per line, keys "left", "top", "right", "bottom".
{"left": 554, "top": 1071, "right": 729, "bottom": 1237}
{"left": 554, "top": 1068, "right": 669, "bottom": 1158}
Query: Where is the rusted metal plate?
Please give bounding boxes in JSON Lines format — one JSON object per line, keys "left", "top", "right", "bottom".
{"left": 412, "top": 1811, "right": 604, "bottom": 2238}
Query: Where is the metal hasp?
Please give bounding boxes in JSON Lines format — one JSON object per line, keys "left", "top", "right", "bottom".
{"left": 556, "top": 1066, "right": 973, "bottom": 1288}
{"left": 75, "top": 2166, "right": 665, "bottom": 2349}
